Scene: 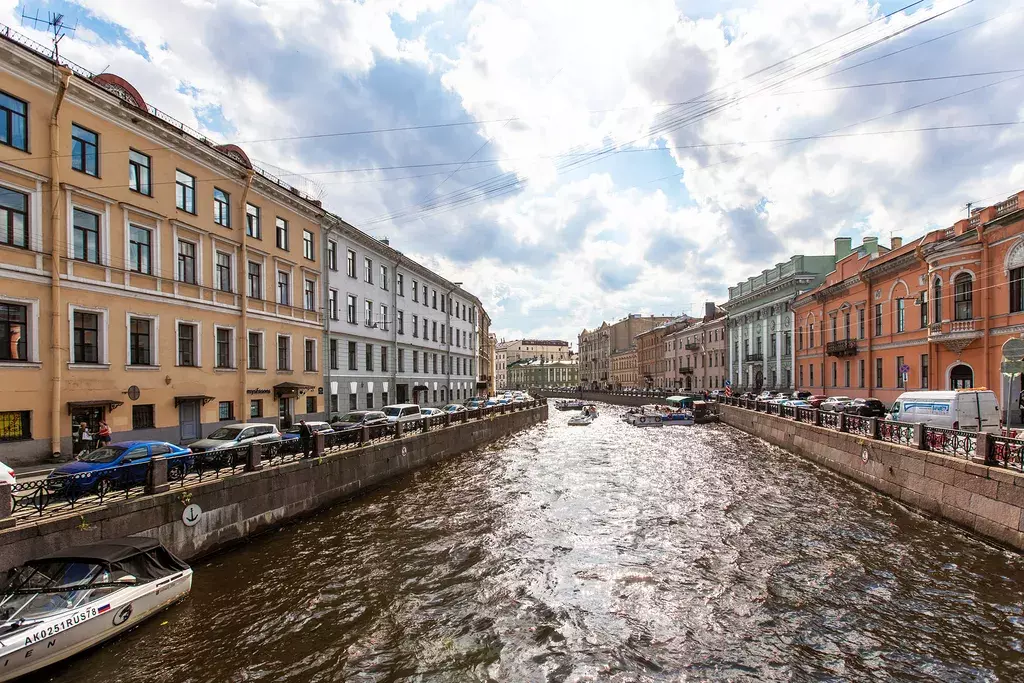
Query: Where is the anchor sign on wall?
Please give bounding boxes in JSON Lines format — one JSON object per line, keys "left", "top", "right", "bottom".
{"left": 182, "top": 503, "right": 202, "bottom": 527}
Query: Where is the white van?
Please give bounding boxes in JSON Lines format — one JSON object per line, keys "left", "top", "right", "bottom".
{"left": 888, "top": 390, "right": 1001, "bottom": 433}
{"left": 382, "top": 404, "right": 422, "bottom": 424}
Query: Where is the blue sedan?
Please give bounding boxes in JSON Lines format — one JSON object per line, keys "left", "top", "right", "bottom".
{"left": 47, "top": 441, "right": 191, "bottom": 496}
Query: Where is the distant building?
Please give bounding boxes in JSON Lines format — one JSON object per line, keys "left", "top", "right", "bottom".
{"left": 610, "top": 348, "right": 638, "bottom": 389}
{"left": 495, "top": 339, "right": 572, "bottom": 389}
{"left": 579, "top": 315, "right": 674, "bottom": 390}
{"left": 506, "top": 357, "right": 578, "bottom": 389}
{"left": 636, "top": 317, "right": 692, "bottom": 389}
{"left": 665, "top": 303, "right": 727, "bottom": 391}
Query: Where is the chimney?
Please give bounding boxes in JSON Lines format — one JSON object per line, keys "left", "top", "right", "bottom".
{"left": 380, "top": 238, "right": 390, "bottom": 246}
{"left": 862, "top": 236, "right": 878, "bottom": 254}
{"left": 891, "top": 236, "right": 903, "bottom": 250}
{"left": 704, "top": 301, "right": 715, "bottom": 319}
{"left": 834, "top": 237, "right": 853, "bottom": 260}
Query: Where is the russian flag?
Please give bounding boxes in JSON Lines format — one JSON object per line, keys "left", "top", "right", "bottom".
{"left": 97, "top": 604, "right": 111, "bottom": 614}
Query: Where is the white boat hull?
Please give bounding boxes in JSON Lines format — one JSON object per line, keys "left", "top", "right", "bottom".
{"left": 628, "top": 414, "right": 664, "bottom": 427}
{"left": 0, "top": 569, "right": 192, "bottom": 681}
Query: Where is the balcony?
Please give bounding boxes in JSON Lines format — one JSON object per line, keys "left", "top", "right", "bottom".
{"left": 826, "top": 339, "right": 858, "bottom": 357}
{"left": 679, "top": 366, "right": 694, "bottom": 375}
{"left": 685, "top": 342, "right": 701, "bottom": 350}
{"left": 745, "top": 353, "right": 764, "bottom": 363}
{"left": 928, "top": 319, "right": 983, "bottom": 353}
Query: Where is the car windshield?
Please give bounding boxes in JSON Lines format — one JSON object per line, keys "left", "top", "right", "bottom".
{"left": 383, "top": 407, "right": 403, "bottom": 417}
{"left": 208, "top": 427, "right": 243, "bottom": 440}
{"left": 284, "top": 428, "right": 301, "bottom": 435}
{"left": 336, "top": 413, "right": 365, "bottom": 423}
{"left": 0, "top": 561, "right": 106, "bottom": 623}
{"left": 79, "top": 446, "right": 127, "bottom": 463}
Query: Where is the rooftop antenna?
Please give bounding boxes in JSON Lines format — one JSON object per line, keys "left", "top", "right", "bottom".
{"left": 21, "top": 10, "right": 77, "bottom": 64}
{"left": 965, "top": 201, "right": 973, "bottom": 218}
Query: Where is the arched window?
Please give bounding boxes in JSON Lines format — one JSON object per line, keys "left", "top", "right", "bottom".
{"left": 954, "top": 273, "right": 973, "bottom": 321}
{"left": 933, "top": 279, "right": 942, "bottom": 323}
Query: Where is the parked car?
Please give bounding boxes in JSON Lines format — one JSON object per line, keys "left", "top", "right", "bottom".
{"left": 443, "top": 404, "right": 467, "bottom": 413}
{"left": 0, "top": 461, "right": 14, "bottom": 486}
{"left": 889, "top": 390, "right": 1000, "bottom": 433}
{"left": 420, "top": 407, "right": 445, "bottom": 417}
{"left": 382, "top": 404, "right": 423, "bottom": 424}
{"left": 782, "top": 399, "right": 811, "bottom": 408}
{"left": 280, "top": 421, "right": 334, "bottom": 453}
{"left": 188, "top": 424, "right": 281, "bottom": 454}
{"left": 330, "top": 411, "right": 389, "bottom": 431}
{"left": 791, "top": 391, "right": 812, "bottom": 400}
{"left": 842, "top": 398, "right": 888, "bottom": 417}
{"left": 47, "top": 441, "right": 191, "bottom": 495}
{"left": 819, "top": 396, "right": 853, "bottom": 412}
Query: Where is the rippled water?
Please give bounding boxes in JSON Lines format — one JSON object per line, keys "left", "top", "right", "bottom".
{"left": 33, "top": 402, "right": 1024, "bottom": 682}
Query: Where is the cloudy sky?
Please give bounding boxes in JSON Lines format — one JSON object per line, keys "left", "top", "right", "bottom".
{"left": 6, "top": 0, "right": 1023, "bottom": 344}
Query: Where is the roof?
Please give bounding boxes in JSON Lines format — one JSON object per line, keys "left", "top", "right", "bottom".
{"left": 32, "top": 537, "right": 164, "bottom": 565}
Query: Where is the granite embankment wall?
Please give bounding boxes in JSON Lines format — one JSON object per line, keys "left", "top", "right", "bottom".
{"left": 0, "top": 404, "right": 547, "bottom": 570}
{"left": 720, "top": 405, "right": 1024, "bottom": 551}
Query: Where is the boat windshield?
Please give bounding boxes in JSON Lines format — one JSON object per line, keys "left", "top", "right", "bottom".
{"left": 0, "top": 562, "right": 108, "bottom": 623}
{"left": 79, "top": 447, "right": 126, "bottom": 464}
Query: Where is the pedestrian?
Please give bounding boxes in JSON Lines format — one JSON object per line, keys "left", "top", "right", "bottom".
{"left": 97, "top": 419, "right": 112, "bottom": 446}
{"left": 77, "top": 422, "right": 92, "bottom": 456}
{"left": 282, "top": 412, "right": 293, "bottom": 430}
{"left": 299, "top": 420, "right": 312, "bottom": 458}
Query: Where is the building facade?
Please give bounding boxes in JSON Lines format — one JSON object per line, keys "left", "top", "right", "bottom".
{"left": 479, "top": 328, "right": 496, "bottom": 397}
{"left": 323, "top": 220, "right": 480, "bottom": 415}
{"left": 495, "top": 339, "right": 571, "bottom": 389}
{"left": 506, "top": 358, "right": 578, "bottom": 388}
{"left": 725, "top": 242, "right": 850, "bottom": 394}
{"left": 610, "top": 348, "right": 638, "bottom": 389}
{"left": 792, "top": 192, "right": 1024, "bottom": 420}
{"left": 579, "top": 315, "right": 673, "bottom": 390}
{"left": 665, "top": 303, "right": 727, "bottom": 391}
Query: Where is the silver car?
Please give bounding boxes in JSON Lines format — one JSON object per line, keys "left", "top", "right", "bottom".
{"left": 188, "top": 423, "right": 281, "bottom": 453}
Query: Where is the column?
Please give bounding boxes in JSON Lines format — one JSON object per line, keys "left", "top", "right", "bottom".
{"left": 735, "top": 322, "right": 742, "bottom": 387}
{"left": 761, "top": 314, "right": 768, "bottom": 386}
{"left": 775, "top": 311, "right": 783, "bottom": 387}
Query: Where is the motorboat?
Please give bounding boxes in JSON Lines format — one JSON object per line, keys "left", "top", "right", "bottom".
{"left": 692, "top": 400, "right": 720, "bottom": 425}
{"left": 661, "top": 411, "right": 695, "bottom": 426}
{"left": 0, "top": 537, "right": 192, "bottom": 680}
{"left": 567, "top": 414, "right": 594, "bottom": 426}
{"left": 554, "top": 399, "right": 586, "bottom": 411}
{"left": 629, "top": 413, "right": 664, "bottom": 428}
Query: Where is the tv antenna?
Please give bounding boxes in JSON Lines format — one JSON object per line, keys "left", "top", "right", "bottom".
{"left": 21, "top": 10, "right": 77, "bottom": 63}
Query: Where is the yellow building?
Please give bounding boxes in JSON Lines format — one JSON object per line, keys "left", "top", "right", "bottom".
{"left": 610, "top": 347, "right": 638, "bottom": 389}
{"left": 0, "top": 35, "right": 326, "bottom": 465}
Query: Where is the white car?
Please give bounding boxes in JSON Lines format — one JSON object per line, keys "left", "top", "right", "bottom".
{"left": 382, "top": 404, "right": 423, "bottom": 423}
{"left": 187, "top": 423, "right": 281, "bottom": 453}
{"left": 420, "top": 407, "right": 445, "bottom": 417}
{"left": 0, "top": 461, "right": 15, "bottom": 485}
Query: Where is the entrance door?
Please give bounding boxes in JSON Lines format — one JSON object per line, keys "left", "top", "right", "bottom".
{"left": 71, "top": 406, "right": 104, "bottom": 454}
{"left": 179, "top": 401, "right": 200, "bottom": 443}
{"left": 397, "top": 384, "right": 409, "bottom": 404}
{"left": 950, "top": 364, "right": 974, "bottom": 389}
{"left": 279, "top": 398, "right": 293, "bottom": 428}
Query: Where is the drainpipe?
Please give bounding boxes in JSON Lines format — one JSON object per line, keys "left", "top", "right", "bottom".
{"left": 49, "top": 66, "right": 73, "bottom": 459}
{"left": 322, "top": 220, "right": 333, "bottom": 417}
{"left": 391, "top": 254, "right": 403, "bottom": 401}
{"left": 445, "top": 285, "right": 455, "bottom": 403}
{"left": 237, "top": 170, "right": 255, "bottom": 423}
{"left": 982, "top": 233, "right": 991, "bottom": 398}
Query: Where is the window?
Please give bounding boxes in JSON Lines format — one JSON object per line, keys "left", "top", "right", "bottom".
{"left": 277, "top": 336, "right": 291, "bottom": 370}
{"left": 380, "top": 265, "right": 388, "bottom": 291}
{"left": 71, "top": 124, "right": 98, "bottom": 176}
{"left": 347, "top": 249, "right": 356, "bottom": 277}
{"left": 0, "top": 410, "right": 31, "bottom": 442}
{"left": 423, "top": 285, "right": 428, "bottom": 304}
{"left": 364, "top": 258, "right": 373, "bottom": 284}
{"left": 382, "top": 391, "right": 389, "bottom": 406}
{"left": 859, "top": 359, "right": 865, "bottom": 388}
{"left": 843, "top": 312, "right": 850, "bottom": 339}
{"left": 954, "top": 274, "right": 973, "bottom": 320}
{"left": 0, "top": 303, "right": 28, "bottom": 361}
{"left": 809, "top": 324, "right": 815, "bottom": 348}
{"left": 933, "top": 279, "right": 942, "bottom": 323}
{"left": 328, "top": 289, "right": 338, "bottom": 320}
{"left": 277, "top": 271, "right": 290, "bottom": 306}
{"left": 213, "top": 188, "right": 230, "bottom": 226}
{"left": 381, "top": 346, "right": 388, "bottom": 372}
{"left": 128, "top": 150, "right": 151, "bottom": 195}
{"left": 919, "top": 291, "right": 929, "bottom": 328}
{"left": 327, "top": 241, "right": 337, "bottom": 271}
{"left": 366, "top": 392, "right": 374, "bottom": 409}
{"left": 128, "top": 226, "right": 151, "bottom": 274}
{"left": 397, "top": 273, "right": 404, "bottom": 296}
{"left": 347, "top": 295, "right": 357, "bottom": 324}
{"left": 348, "top": 341, "right": 357, "bottom": 371}
{"left": 306, "top": 396, "right": 317, "bottom": 414}
{"left": 432, "top": 321, "right": 438, "bottom": 342}
{"left": 413, "top": 280, "right": 419, "bottom": 302}
{"left": 380, "top": 304, "right": 388, "bottom": 332}
{"left": 844, "top": 360, "right": 850, "bottom": 388}
{"left": 398, "top": 349, "right": 405, "bottom": 372}
{"left": 276, "top": 217, "right": 289, "bottom": 251}
{"left": 809, "top": 364, "right": 814, "bottom": 387}
{"left": 120, "top": 314, "right": 156, "bottom": 365}
{"left": 433, "top": 354, "right": 438, "bottom": 374}
{"left": 303, "top": 230, "right": 314, "bottom": 260}
{"left": 398, "top": 311, "right": 404, "bottom": 335}
{"left": 365, "top": 300, "right": 373, "bottom": 327}
{"left": 210, "top": 251, "right": 231, "bottom": 292}
{"left": 305, "top": 339, "right": 316, "bottom": 372}
{"left": 250, "top": 400, "right": 263, "bottom": 418}
{"left": 177, "top": 240, "right": 196, "bottom": 284}
{"left": 73, "top": 311, "right": 99, "bottom": 364}
{"left": 304, "top": 279, "right": 316, "bottom": 312}
{"left": 799, "top": 365, "right": 804, "bottom": 386}
{"left": 921, "top": 354, "right": 929, "bottom": 389}
{"left": 365, "top": 343, "right": 374, "bottom": 372}
{"left": 349, "top": 393, "right": 357, "bottom": 411}
{"left": 413, "top": 350, "right": 419, "bottom": 373}
{"left": 412, "top": 314, "right": 419, "bottom": 337}
{"left": 246, "top": 203, "right": 261, "bottom": 239}
{"left": 216, "top": 328, "right": 233, "bottom": 368}
{"left": 432, "top": 290, "right": 437, "bottom": 309}
{"left": 875, "top": 357, "right": 883, "bottom": 388}
{"left": 441, "top": 297, "right": 446, "bottom": 313}
{"left": 0, "top": 186, "right": 28, "bottom": 250}
{"left": 896, "top": 355, "right": 906, "bottom": 389}
{"left": 219, "top": 402, "right": 234, "bottom": 421}
{"left": 896, "top": 298, "right": 905, "bottom": 333}
{"left": 874, "top": 303, "right": 882, "bottom": 336}
{"left": 1012, "top": 268, "right": 1024, "bottom": 314}
{"left": 831, "top": 362, "right": 837, "bottom": 388}
{"left": 178, "top": 323, "right": 197, "bottom": 367}
{"left": 330, "top": 339, "right": 339, "bottom": 370}
{"left": 247, "top": 331, "right": 263, "bottom": 370}
{"left": 131, "top": 404, "right": 154, "bottom": 430}
{"left": 72, "top": 208, "right": 100, "bottom": 263}
{"left": 175, "top": 170, "right": 196, "bottom": 213}
{"left": 248, "top": 261, "right": 262, "bottom": 299}
{"left": 0, "top": 92, "right": 27, "bottom": 151}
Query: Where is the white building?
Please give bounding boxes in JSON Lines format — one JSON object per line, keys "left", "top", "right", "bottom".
{"left": 495, "top": 339, "right": 572, "bottom": 389}
{"left": 323, "top": 217, "right": 481, "bottom": 415}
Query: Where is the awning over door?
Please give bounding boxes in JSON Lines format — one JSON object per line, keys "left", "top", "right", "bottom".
{"left": 412, "top": 385, "right": 429, "bottom": 392}
{"left": 174, "top": 395, "right": 215, "bottom": 407}
{"left": 273, "top": 382, "right": 315, "bottom": 398}
{"left": 67, "top": 399, "right": 123, "bottom": 416}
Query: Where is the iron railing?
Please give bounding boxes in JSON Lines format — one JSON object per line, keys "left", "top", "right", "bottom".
{"left": 924, "top": 427, "right": 977, "bottom": 459}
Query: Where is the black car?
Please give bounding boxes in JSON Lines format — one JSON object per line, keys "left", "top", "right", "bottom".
{"left": 842, "top": 398, "right": 888, "bottom": 417}
{"left": 330, "top": 411, "right": 389, "bottom": 431}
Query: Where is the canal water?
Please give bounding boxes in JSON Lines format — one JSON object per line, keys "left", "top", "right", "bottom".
{"left": 34, "top": 402, "right": 1024, "bottom": 682}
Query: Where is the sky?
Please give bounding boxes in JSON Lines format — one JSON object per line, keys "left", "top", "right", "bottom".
{"left": 4, "top": 0, "right": 1023, "bottom": 346}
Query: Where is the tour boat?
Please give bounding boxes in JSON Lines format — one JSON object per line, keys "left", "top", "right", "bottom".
{"left": 661, "top": 412, "right": 695, "bottom": 426}
{"left": 0, "top": 537, "right": 192, "bottom": 681}
{"left": 555, "top": 400, "right": 586, "bottom": 411}
{"left": 629, "top": 413, "right": 664, "bottom": 428}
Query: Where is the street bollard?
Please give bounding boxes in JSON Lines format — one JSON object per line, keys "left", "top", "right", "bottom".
{"left": 838, "top": 412, "right": 847, "bottom": 433}
{"left": 444, "top": 412, "right": 452, "bottom": 427}
{"left": 145, "top": 454, "right": 169, "bottom": 495}
{"left": 813, "top": 408, "right": 821, "bottom": 427}
{"left": 395, "top": 420, "right": 404, "bottom": 440}
{"left": 0, "top": 483, "right": 13, "bottom": 529}
{"left": 868, "top": 417, "right": 880, "bottom": 440}
{"left": 974, "top": 431, "right": 992, "bottom": 464}
{"left": 246, "top": 443, "right": 263, "bottom": 472}
{"left": 912, "top": 423, "right": 926, "bottom": 450}
{"left": 360, "top": 425, "right": 369, "bottom": 445}
{"left": 314, "top": 433, "right": 325, "bottom": 459}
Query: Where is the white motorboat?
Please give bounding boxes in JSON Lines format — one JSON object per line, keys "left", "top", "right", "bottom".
{"left": 0, "top": 537, "right": 192, "bottom": 681}
{"left": 568, "top": 414, "right": 594, "bottom": 426}
{"left": 629, "top": 413, "right": 664, "bottom": 428}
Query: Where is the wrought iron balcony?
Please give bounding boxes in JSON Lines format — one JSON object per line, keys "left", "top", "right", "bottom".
{"left": 826, "top": 339, "right": 858, "bottom": 357}
{"left": 679, "top": 366, "right": 694, "bottom": 375}
{"left": 744, "top": 353, "right": 763, "bottom": 363}
{"left": 685, "top": 342, "right": 701, "bottom": 350}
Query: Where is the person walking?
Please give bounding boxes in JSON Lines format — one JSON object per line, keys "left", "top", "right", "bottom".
{"left": 299, "top": 420, "right": 312, "bottom": 458}
{"left": 77, "top": 422, "right": 92, "bottom": 456}
{"left": 97, "top": 420, "right": 112, "bottom": 446}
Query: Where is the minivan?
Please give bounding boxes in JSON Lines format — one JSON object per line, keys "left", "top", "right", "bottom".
{"left": 888, "top": 390, "right": 1000, "bottom": 433}
{"left": 382, "top": 404, "right": 422, "bottom": 423}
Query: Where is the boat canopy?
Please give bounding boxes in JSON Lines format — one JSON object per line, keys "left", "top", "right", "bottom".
{"left": 28, "top": 537, "right": 188, "bottom": 581}
{"left": 666, "top": 396, "right": 693, "bottom": 408}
